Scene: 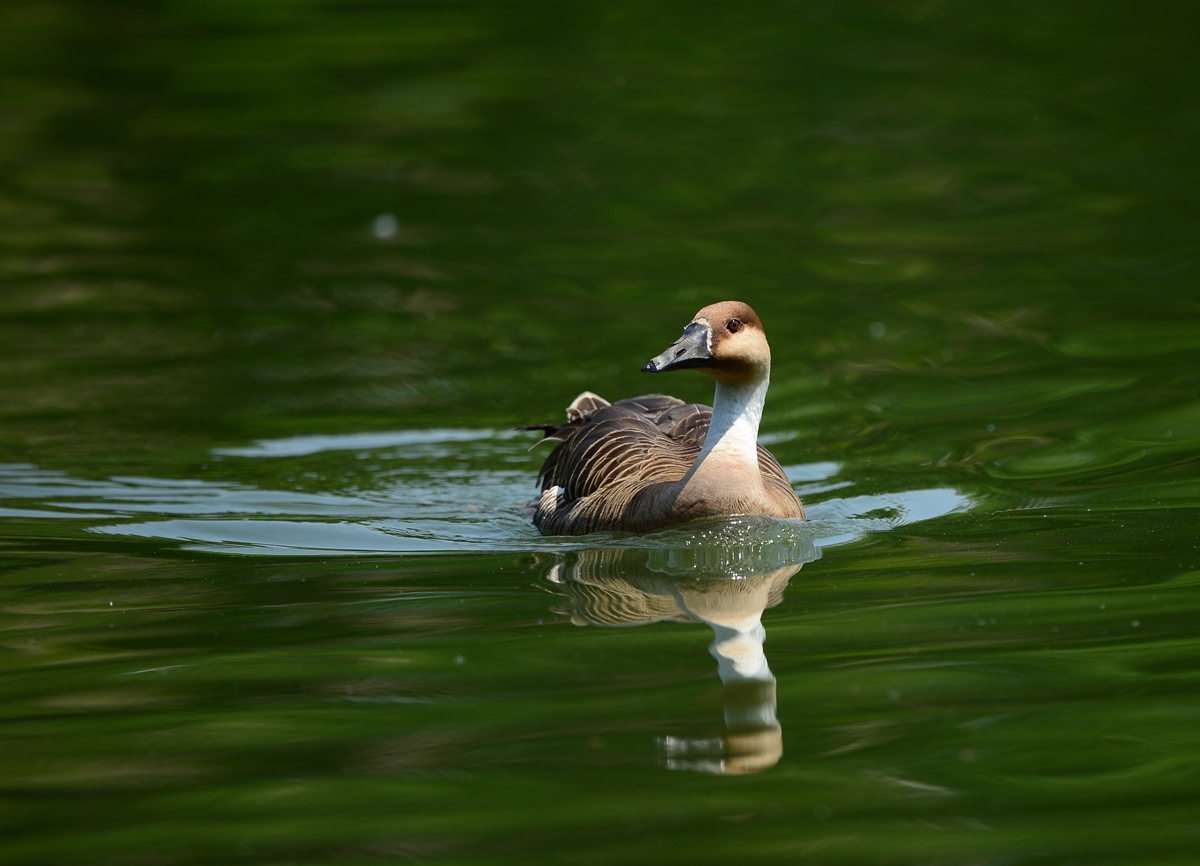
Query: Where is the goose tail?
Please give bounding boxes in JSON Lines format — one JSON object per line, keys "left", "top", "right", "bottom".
{"left": 516, "top": 391, "right": 611, "bottom": 443}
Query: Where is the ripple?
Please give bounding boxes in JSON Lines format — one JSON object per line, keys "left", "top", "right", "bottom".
{"left": 0, "top": 429, "right": 972, "bottom": 556}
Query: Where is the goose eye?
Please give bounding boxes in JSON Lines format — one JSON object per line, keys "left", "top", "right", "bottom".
{"left": 726, "top": 318, "right": 742, "bottom": 333}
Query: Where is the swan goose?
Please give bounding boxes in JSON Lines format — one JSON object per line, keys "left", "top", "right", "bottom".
{"left": 524, "top": 301, "right": 804, "bottom": 535}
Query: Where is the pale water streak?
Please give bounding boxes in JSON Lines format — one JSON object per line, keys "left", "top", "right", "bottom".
{"left": 0, "top": 428, "right": 970, "bottom": 555}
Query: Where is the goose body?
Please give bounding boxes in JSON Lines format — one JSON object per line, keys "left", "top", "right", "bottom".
{"left": 524, "top": 301, "right": 805, "bottom": 535}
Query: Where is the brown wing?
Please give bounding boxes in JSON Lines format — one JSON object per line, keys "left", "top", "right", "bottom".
{"left": 536, "top": 396, "right": 710, "bottom": 498}
{"left": 757, "top": 446, "right": 806, "bottom": 519}
{"left": 522, "top": 392, "right": 803, "bottom": 533}
{"left": 522, "top": 394, "right": 709, "bottom": 534}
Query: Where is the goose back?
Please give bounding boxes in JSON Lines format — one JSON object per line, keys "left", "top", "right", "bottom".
{"left": 526, "top": 393, "right": 801, "bottom": 535}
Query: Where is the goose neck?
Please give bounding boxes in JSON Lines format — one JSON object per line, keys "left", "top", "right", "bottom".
{"left": 698, "top": 375, "right": 769, "bottom": 466}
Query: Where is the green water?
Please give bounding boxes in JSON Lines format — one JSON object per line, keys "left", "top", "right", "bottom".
{"left": 3, "top": 1, "right": 1200, "bottom": 863}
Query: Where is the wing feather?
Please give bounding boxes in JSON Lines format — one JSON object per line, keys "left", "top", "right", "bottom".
{"left": 524, "top": 394, "right": 711, "bottom": 534}
{"left": 522, "top": 391, "right": 804, "bottom": 532}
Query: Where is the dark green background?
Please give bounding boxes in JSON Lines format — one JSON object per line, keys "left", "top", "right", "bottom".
{"left": 2, "top": 2, "right": 1199, "bottom": 863}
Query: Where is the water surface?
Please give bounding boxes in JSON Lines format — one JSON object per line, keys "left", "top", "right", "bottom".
{"left": 2, "top": 2, "right": 1199, "bottom": 864}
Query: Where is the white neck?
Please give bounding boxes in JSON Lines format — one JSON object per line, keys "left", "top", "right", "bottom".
{"left": 697, "top": 375, "right": 769, "bottom": 469}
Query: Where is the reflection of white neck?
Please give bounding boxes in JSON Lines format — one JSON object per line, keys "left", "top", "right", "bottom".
{"left": 698, "top": 376, "right": 769, "bottom": 469}
{"left": 656, "top": 576, "right": 789, "bottom": 775}
{"left": 707, "top": 615, "right": 777, "bottom": 730}
{"left": 709, "top": 618, "right": 770, "bottom": 682}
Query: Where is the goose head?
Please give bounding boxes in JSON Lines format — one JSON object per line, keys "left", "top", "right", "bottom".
{"left": 642, "top": 300, "right": 771, "bottom": 386}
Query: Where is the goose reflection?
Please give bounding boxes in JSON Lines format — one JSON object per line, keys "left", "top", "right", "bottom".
{"left": 542, "top": 519, "right": 818, "bottom": 775}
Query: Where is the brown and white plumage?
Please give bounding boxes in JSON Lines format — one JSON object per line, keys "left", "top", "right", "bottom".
{"left": 523, "top": 301, "right": 805, "bottom": 536}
